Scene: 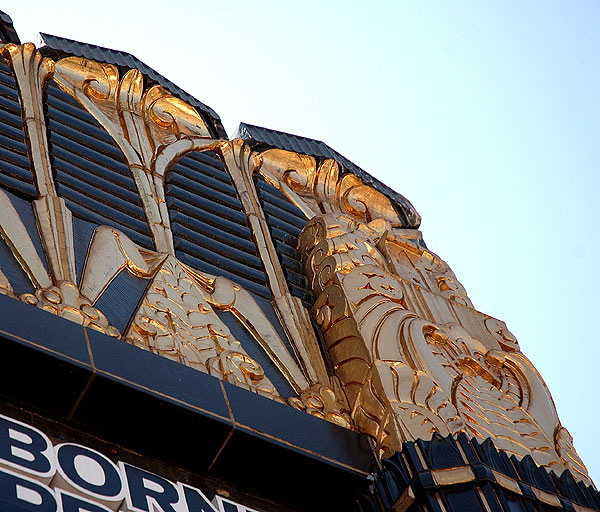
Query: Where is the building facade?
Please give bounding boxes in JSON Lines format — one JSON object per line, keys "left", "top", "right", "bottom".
{"left": 0, "top": 10, "right": 597, "bottom": 512}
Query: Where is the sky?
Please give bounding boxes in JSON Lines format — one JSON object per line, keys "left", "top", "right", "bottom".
{"left": 5, "top": 1, "right": 600, "bottom": 484}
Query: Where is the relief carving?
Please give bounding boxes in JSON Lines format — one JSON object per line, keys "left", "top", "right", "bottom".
{"left": 298, "top": 212, "right": 591, "bottom": 483}
{"left": 0, "top": 41, "right": 591, "bottom": 482}
{"left": 126, "top": 255, "right": 282, "bottom": 400}
{"left": 0, "top": 45, "right": 314, "bottom": 412}
{"left": 52, "top": 56, "right": 219, "bottom": 254}
{"left": 0, "top": 45, "right": 353, "bottom": 424}
{"left": 0, "top": 187, "right": 121, "bottom": 337}
{"left": 259, "top": 148, "right": 420, "bottom": 227}
{"left": 219, "top": 140, "right": 354, "bottom": 424}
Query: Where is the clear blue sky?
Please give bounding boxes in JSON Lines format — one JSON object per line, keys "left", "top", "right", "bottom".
{"left": 7, "top": 1, "right": 600, "bottom": 483}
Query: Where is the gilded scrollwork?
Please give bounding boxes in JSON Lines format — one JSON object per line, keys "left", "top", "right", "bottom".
{"left": 484, "top": 317, "right": 520, "bottom": 352}
{"left": 299, "top": 211, "right": 592, "bottom": 483}
{"left": 21, "top": 281, "right": 120, "bottom": 337}
{"left": 421, "top": 321, "right": 561, "bottom": 467}
{"left": 0, "top": 42, "right": 592, "bottom": 482}
{"left": 216, "top": 140, "right": 357, "bottom": 422}
{"left": 287, "top": 380, "right": 352, "bottom": 429}
{"left": 52, "top": 56, "right": 219, "bottom": 254}
{"left": 0, "top": 44, "right": 354, "bottom": 423}
{"left": 259, "top": 148, "right": 419, "bottom": 227}
{"left": 378, "top": 230, "right": 474, "bottom": 308}
{"left": 413, "top": 253, "right": 473, "bottom": 308}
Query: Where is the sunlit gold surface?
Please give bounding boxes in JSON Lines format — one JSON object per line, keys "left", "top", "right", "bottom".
{"left": 52, "top": 56, "right": 218, "bottom": 254}
{"left": 259, "top": 148, "right": 419, "bottom": 226}
{"left": 218, "top": 139, "right": 353, "bottom": 419}
{"left": 0, "top": 189, "right": 52, "bottom": 289}
{"left": 126, "top": 255, "right": 282, "bottom": 400}
{"left": 0, "top": 44, "right": 54, "bottom": 196}
{"left": 298, "top": 212, "right": 590, "bottom": 483}
{"left": 1, "top": 44, "right": 77, "bottom": 284}
{"left": 287, "top": 381, "right": 352, "bottom": 428}
{"left": 0, "top": 44, "right": 591, "bottom": 482}
{"left": 0, "top": 44, "right": 351, "bottom": 424}
{"left": 219, "top": 141, "right": 329, "bottom": 386}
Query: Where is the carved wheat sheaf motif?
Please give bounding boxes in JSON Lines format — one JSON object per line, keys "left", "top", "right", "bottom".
{"left": 0, "top": 42, "right": 591, "bottom": 483}
{"left": 0, "top": 43, "right": 352, "bottom": 426}
{"left": 127, "top": 256, "right": 281, "bottom": 399}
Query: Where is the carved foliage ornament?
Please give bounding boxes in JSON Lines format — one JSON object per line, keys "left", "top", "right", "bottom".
{"left": 298, "top": 213, "right": 591, "bottom": 484}
{"left": 0, "top": 43, "right": 591, "bottom": 485}
{"left": 52, "top": 55, "right": 218, "bottom": 255}
{"left": 258, "top": 148, "right": 421, "bottom": 227}
{"left": 0, "top": 43, "right": 352, "bottom": 427}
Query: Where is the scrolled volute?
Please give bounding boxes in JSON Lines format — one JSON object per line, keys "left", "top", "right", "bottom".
{"left": 260, "top": 148, "right": 405, "bottom": 226}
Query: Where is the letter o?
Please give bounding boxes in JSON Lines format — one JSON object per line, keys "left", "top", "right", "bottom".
{"left": 56, "top": 443, "right": 123, "bottom": 500}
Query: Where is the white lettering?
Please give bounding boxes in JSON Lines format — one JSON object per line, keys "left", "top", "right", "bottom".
{"left": 17, "top": 483, "right": 45, "bottom": 505}
{"left": 0, "top": 414, "right": 56, "bottom": 479}
{"left": 74, "top": 455, "right": 106, "bottom": 486}
{"left": 0, "top": 414, "right": 260, "bottom": 512}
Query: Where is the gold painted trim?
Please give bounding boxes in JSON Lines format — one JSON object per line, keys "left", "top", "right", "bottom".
{"left": 392, "top": 486, "right": 415, "bottom": 512}
{"left": 1, "top": 43, "right": 54, "bottom": 197}
{"left": 0, "top": 190, "right": 52, "bottom": 289}
{"left": 219, "top": 141, "right": 323, "bottom": 384}
{"left": 52, "top": 56, "right": 219, "bottom": 254}
{"left": 1, "top": 44, "right": 76, "bottom": 284}
{"left": 298, "top": 211, "right": 591, "bottom": 482}
{"left": 491, "top": 470, "right": 521, "bottom": 495}
{"left": 431, "top": 467, "right": 475, "bottom": 486}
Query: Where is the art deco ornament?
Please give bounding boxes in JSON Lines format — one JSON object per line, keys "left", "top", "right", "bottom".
{"left": 0, "top": 42, "right": 591, "bottom": 486}
{"left": 297, "top": 212, "right": 590, "bottom": 484}
{"left": 0, "top": 43, "right": 352, "bottom": 425}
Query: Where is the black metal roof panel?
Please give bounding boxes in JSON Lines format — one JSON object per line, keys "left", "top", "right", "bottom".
{"left": 234, "top": 122, "right": 422, "bottom": 228}
{"left": 0, "top": 57, "right": 34, "bottom": 199}
{"left": 255, "top": 175, "right": 313, "bottom": 308}
{"left": 165, "top": 149, "right": 273, "bottom": 300}
{"left": 46, "top": 79, "right": 154, "bottom": 248}
{"left": 38, "top": 32, "right": 227, "bottom": 139}
{"left": 0, "top": 11, "right": 20, "bottom": 44}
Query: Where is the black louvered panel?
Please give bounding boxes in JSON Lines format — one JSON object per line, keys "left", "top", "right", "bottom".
{"left": 255, "top": 177, "right": 313, "bottom": 308}
{"left": 169, "top": 165, "right": 248, "bottom": 211}
{"left": 0, "top": 62, "right": 23, "bottom": 119}
{"left": 256, "top": 179, "right": 308, "bottom": 230}
{"left": 58, "top": 183, "right": 152, "bottom": 248}
{"left": 169, "top": 199, "right": 255, "bottom": 245}
{"left": 39, "top": 33, "right": 227, "bottom": 139}
{"left": 237, "top": 122, "right": 422, "bottom": 229}
{"left": 56, "top": 166, "right": 146, "bottom": 222}
{"left": 46, "top": 80, "right": 154, "bottom": 249}
{"left": 176, "top": 250, "right": 267, "bottom": 299}
{"left": 167, "top": 150, "right": 271, "bottom": 300}
{"left": 52, "top": 147, "right": 142, "bottom": 208}
{"left": 0, "top": 190, "right": 48, "bottom": 295}
{"left": 47, "top": 113, "right": 132, "bottom": 167}
{"left": 172, "top": 223, "right": 264, "bottom": 273}
{"left": 0, "top": 59, "right": 35, "bottom": 198}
